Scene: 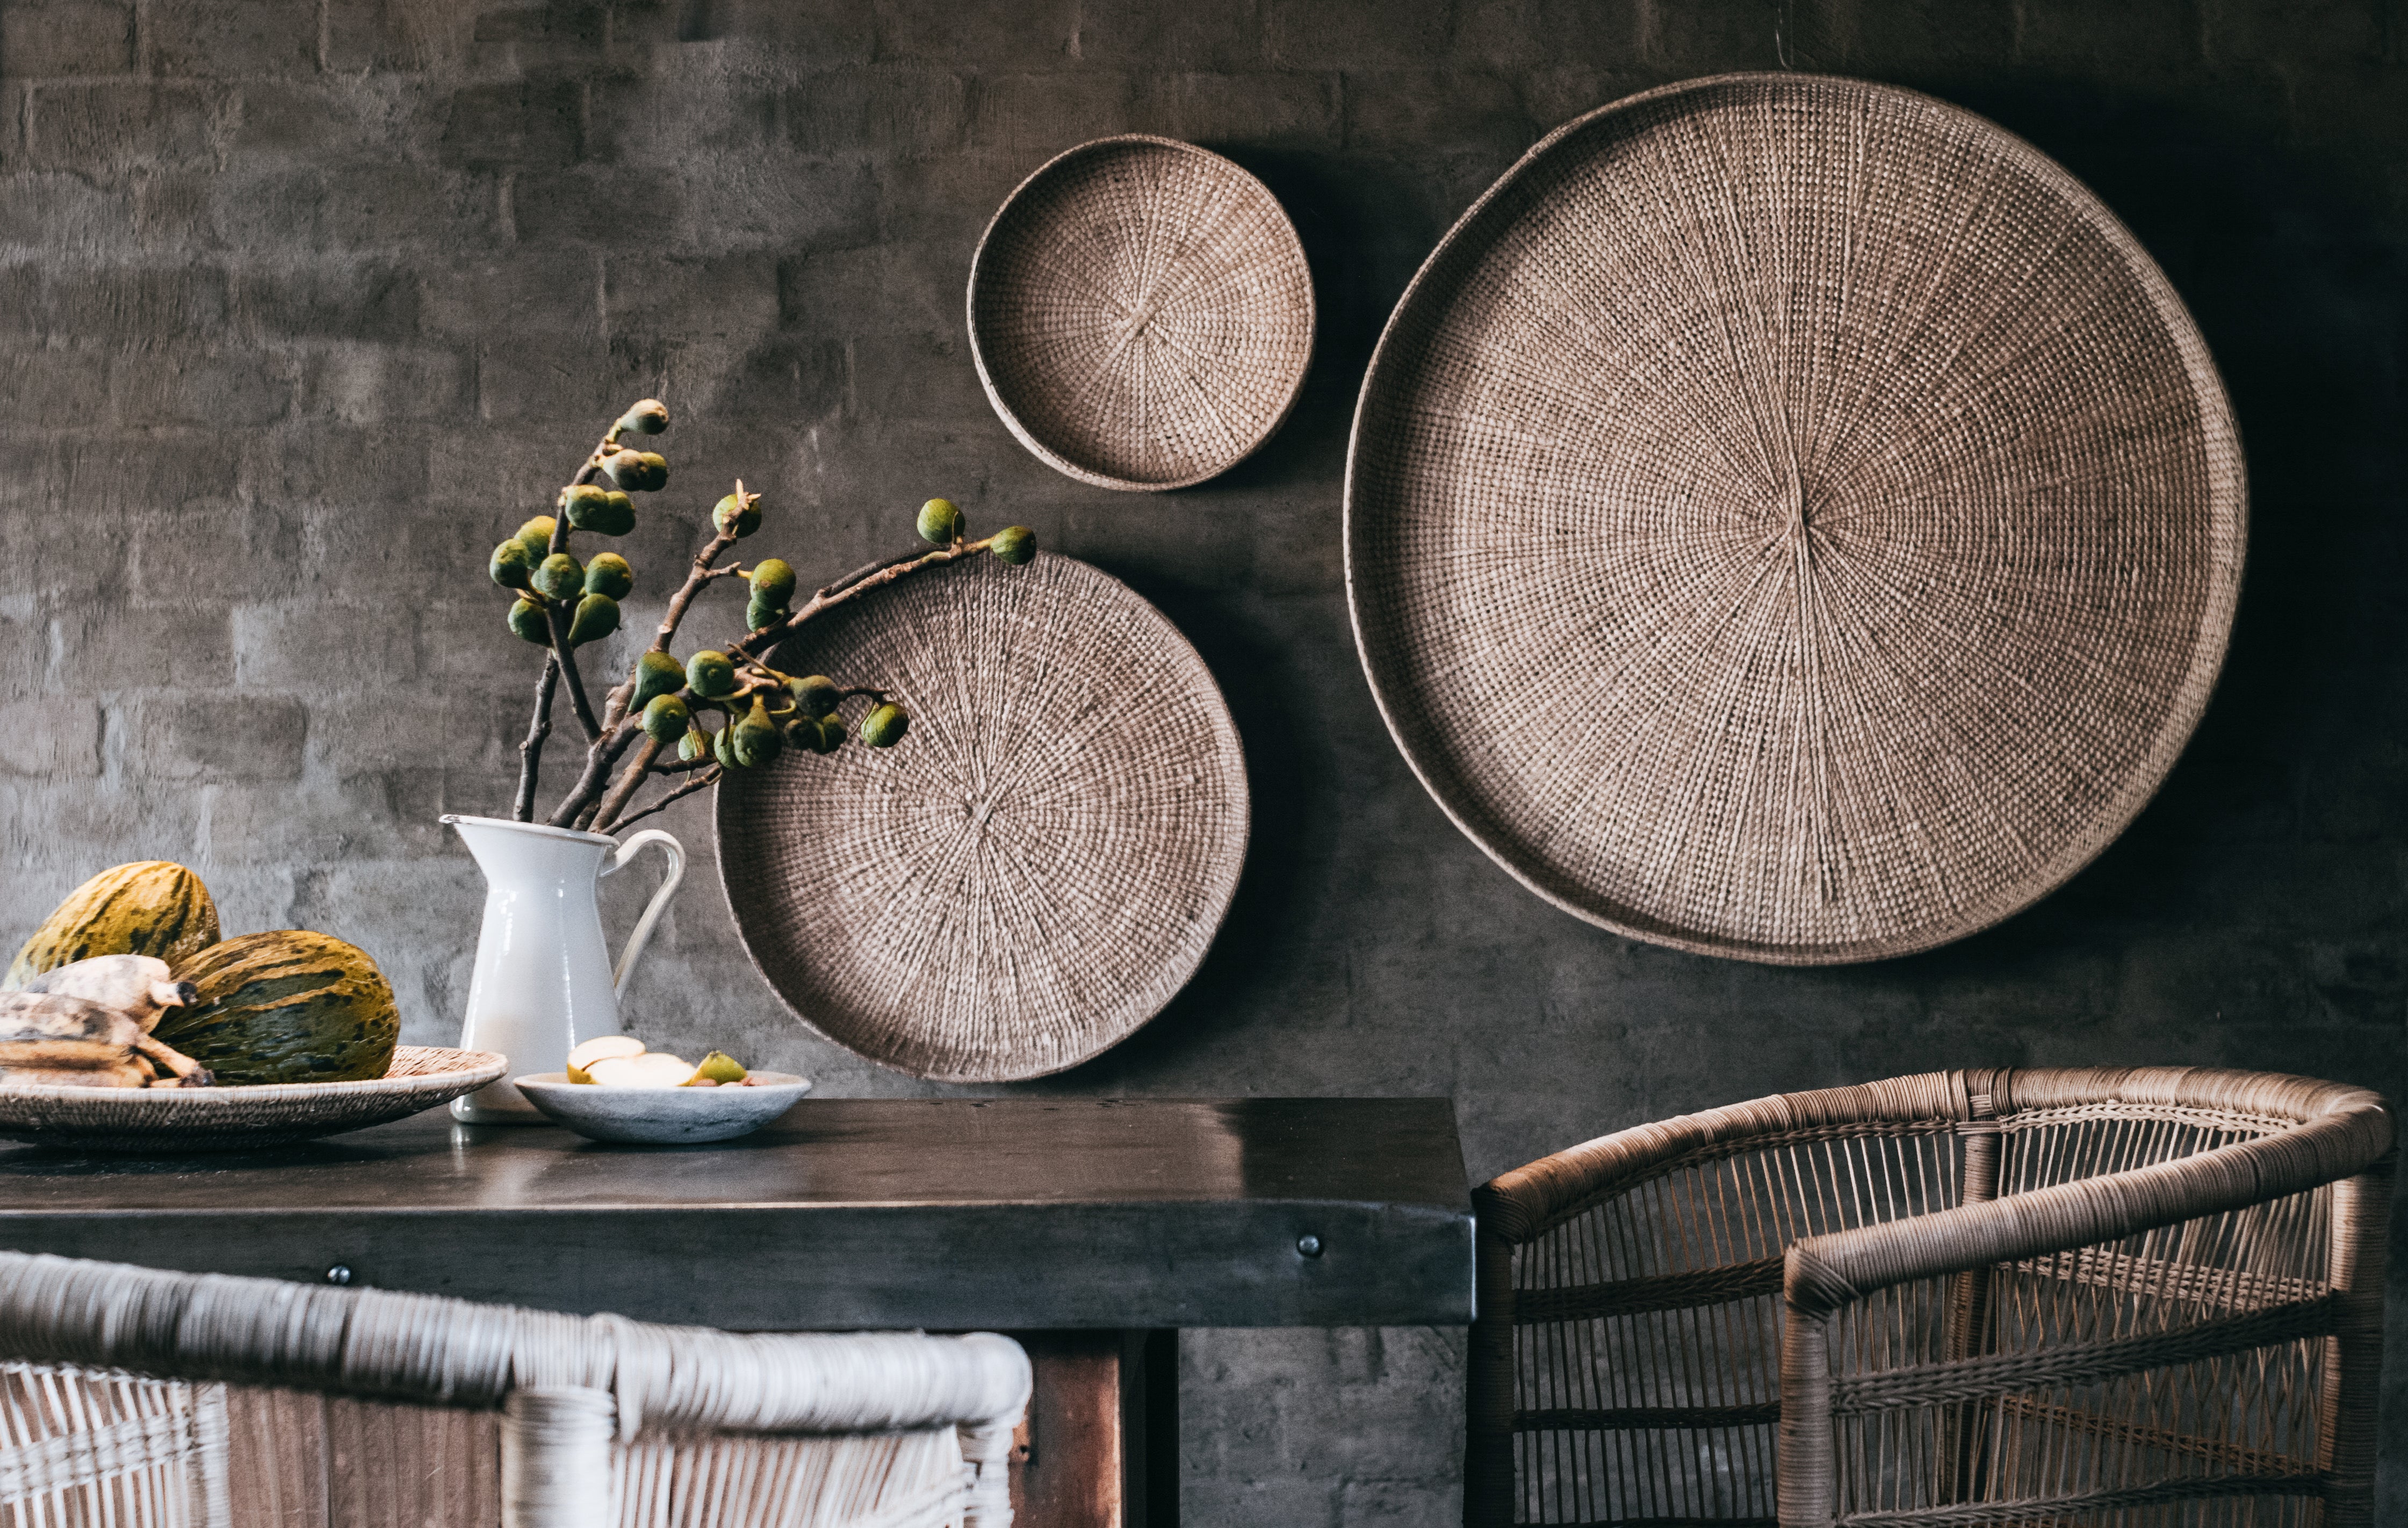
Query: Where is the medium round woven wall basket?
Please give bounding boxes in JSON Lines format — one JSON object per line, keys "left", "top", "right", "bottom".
{"left": 716, "top": 553, "right": 1250, "bottom": 1081}
{"left": 1345, "top": 74, "right": 2245, "bottom": 965}
{"left": 968, "top": 134, "right": 1315, "bottom": 492}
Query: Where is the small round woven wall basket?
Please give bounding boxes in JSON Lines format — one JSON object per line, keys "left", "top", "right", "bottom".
{"left": 716, "top": 553, "right": 1250, "bottom": 1081}
{"left": 968, "top": 134, "right": 1315, "bottom": 492}
{"left": 1345, "top": 74, "right": 2245, "bottom": 965}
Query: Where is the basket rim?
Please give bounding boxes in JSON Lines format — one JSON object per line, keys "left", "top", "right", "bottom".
{"left": 1340, "top": 71, "right": 2248, "bottom": 965}
{"left": 712, "top": 551, "right": 1253, "bottom": 1080}
{"left": 0, "top": 1046, "right": 508, "bottom": 1105}
{"left": 966, "top": 132, "right": 1317, "bottom": 493}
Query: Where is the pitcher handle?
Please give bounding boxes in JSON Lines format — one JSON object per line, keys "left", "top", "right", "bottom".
{"left": 601, "top": 828, "right": 685, "bottom": 999}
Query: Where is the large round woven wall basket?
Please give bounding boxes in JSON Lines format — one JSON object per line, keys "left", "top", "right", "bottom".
{"left": 717, "top": 553, "right": 1250, "bottom": 1081}
{"left": 1345, "top": 74, "right": 2245, "bottom": 965}
{"left": 968, "top": 134, "right": 1316, "bottom": 492}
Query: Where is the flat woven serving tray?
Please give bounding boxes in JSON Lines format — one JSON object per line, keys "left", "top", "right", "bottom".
{"left": 969, "top": 134, "right": 1315, "bottom": 491}
{"left": 0, "top": 1046, "right": 507, "bottom": 1152}
{"left": 718, "top": 553, "right": 1249, "bottom": 1080}
{"left": 1345, "top": 74, "right": 2245, "bottom": 964}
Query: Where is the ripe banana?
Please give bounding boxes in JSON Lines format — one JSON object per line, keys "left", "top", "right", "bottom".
{"left": 18, "top": 954, "right": 196, "bottom": 1033}
{"left": 0, "top": 989, "right": 212, "bottom": 1087}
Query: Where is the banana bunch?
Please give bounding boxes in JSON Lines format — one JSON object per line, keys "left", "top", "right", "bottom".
{"left": 0, "top": 955, "right": 212, "bottom": 1087}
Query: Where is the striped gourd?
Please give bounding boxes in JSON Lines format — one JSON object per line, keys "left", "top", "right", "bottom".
{"left": 160, "top": 931, "right": 399, "bottom": 1085}
{"left": 5, "top": 862, "right": 220, "bottom": 990}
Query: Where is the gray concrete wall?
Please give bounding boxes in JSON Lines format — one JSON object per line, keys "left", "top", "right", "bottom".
{"left": 2, "top": 1, "right": 2402, "bottom": 1522}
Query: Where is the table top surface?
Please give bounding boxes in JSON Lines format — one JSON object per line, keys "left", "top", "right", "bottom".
{"left": 0, "top": 1097, "right": 1467, "bottom": 1212}
{"left": 0, "top": 1098, "right": 1475, "bottom": 1330}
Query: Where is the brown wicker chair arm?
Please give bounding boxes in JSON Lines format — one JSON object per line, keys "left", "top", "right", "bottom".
{"left": 1477, "top": 1071, "right": 1979, "bottom": 1242}
{"left": 1779, "top": 1084, "right": 2393, "bottom": 1317}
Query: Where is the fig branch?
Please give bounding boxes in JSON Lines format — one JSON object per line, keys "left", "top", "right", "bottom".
{"left": 508, "top": 416, "right": 649, "bottom": 815}
{"left": 488, "top": 400, "right": 1037, "bottom": 831}
{"left": 513, "top": 654, "right": 559, "bottom": 823}
{"left": 607, "top": 766, "right": 724, "bottom": 833}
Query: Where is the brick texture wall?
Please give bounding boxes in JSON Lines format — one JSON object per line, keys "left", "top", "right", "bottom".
{"left": 2, "top": 2, "right": 2403, "bottom": 1523}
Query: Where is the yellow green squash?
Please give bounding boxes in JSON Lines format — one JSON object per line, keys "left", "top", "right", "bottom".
{"left": 5, "top": 862, "right": 220, "bottom": 990}
{"left": 162, "top": 931, "right": 399, "bottom": 1085}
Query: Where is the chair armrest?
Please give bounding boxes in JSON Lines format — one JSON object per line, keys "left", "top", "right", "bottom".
{"left": 1478, "top": 1071, "right": 1980, "bottom": 1242}
{"left": 1779, "top": 1083, "right": 2393, "bottom": 1317}
{"left": 0, "top": 1251, "right": 1031, "bottom": 1444}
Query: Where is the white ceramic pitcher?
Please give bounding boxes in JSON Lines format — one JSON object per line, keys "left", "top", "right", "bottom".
{"left": 442, "top": 814, "right": 685, "bottom": 1122}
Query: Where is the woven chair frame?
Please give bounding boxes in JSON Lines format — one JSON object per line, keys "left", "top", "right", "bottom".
{"left": 0, "top": 1251, "right": 1029, "bottom": 1528}
{"left": 1466, "top": 1068, "right": 2394, "bottom": 1528}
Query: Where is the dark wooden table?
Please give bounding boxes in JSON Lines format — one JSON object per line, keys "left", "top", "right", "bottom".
{"left": 0, "top": 1097, "right": 1473, "bottom": 1526}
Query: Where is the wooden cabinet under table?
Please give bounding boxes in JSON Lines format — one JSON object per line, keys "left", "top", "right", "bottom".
{"left": 0, "top": 1097, "right": 1475, "bottom": 1526}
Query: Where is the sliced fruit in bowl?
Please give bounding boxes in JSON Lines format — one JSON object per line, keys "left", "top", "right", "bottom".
{"left": 516, "top": 1039, "right": 809, "bottom": 1145}
{"left": 563, "top": 1037, "right": 767, "bottom": 1089}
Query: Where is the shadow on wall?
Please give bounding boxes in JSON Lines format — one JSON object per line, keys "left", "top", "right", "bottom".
{"left": 1884, "top": 78, "right": 2408, "bottom": 1056}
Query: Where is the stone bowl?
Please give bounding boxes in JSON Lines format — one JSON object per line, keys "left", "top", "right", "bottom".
{"left": 512, "top": 1071, "right": 812, "bottom": 1145}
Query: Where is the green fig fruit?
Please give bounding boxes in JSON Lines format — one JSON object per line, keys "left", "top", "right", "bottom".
{"left": 508, "top": 597, "right": 551, "bottom": 645}
{"left": 566, "top": 485, "right": 635, "bottom": 536}
{"left": 992, "top": 525, "right": 1036, "bottom": 565}
{"left": 533, "top": 551, "right": 584, "bottom": 602}
{"left": 630, "top": 650, "right": 684, "bottom": 707}
{"left": 787, "top": 714, "right": 839, "bottom": 755}
{"left": 641, "top": 694, "right": 690, "bottom": 743}
{"left": 602, "top": 449, "right": 650, "bottom": 491}
{"left": 818, "top": 712, "right": 848, "bottom": 752}
{"left": 567, "top": 592, "right": 619, "bottom": 646}
{"left": 732, "top": 696, "right": 781, "bottom": 767}
{"left": 788, "top": 674, "right": 841, "bottom": 719}
{"left": 516, "top": 515, "right": 558, "bottom": 563}
{"left": 917, "top": 497, "right": 963, "bottom": 545}
{"left": 713, "top": 722, "right": 742, "bottom": 769}
{"left": 619, "top": 398, "right": 669, "bottom": 436}
{"left": 861, "top": 703, "right": 909, "bottom": 748}
{"left": 679, "top": 726, "right": 707, "bottom": 763}
{"left": 490, "top": 538, "right": 533, "bottom": 589}
{"left": 712, "top": 493, "right": 761, "bottom": 538}
{"left": 748, "top": 558, "right": 797, "bottom": 608}
{"left": 585, "top": 552, "right": 633, "bottom": 600}
{"left": 746, "top": 595, "right": 786, "bottom": 633}
{"left": 686, "top": 650, "right": 737, "bottom": 699}
{"left": 635, "top": 452, "right": 668, "bottom": 491}
{"left": 561, "top": 483, "right": 610, "bottom": 527}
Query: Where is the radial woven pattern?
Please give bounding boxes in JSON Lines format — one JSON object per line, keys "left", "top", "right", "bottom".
{"left": 969, "top": 134, "right": 1315, "bottom": 491}
{"left": 1345, "top": 74, "right": 2245, "bottom": 964}
{"left": 717, "top": 554, "right": 1249, "bottom": 1082}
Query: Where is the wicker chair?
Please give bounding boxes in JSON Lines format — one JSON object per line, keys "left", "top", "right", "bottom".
{"left": 1467, "top": 1068, "right": 2394, "bottom": 1528}
{"left": 0, "top": 1250, "right": 1029, "bottom": 1527}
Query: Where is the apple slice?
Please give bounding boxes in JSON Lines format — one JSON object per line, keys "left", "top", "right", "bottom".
{"left": 586, "top": 1051, "right": 694, "bottom": 1089}
{"left": 567, "top": 1036, "right": 646, "bottom": 1071}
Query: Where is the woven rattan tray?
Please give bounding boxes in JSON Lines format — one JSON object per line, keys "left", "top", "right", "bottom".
{"left": 0, "top": 1046, "right": 508, "bottom": 1152}
{"left": 1345, "top": 74, "right": 2245, "bottom": 964}
{"left": 968, "top": 134, "right": 1315, "bottom": 492}
{"left": 717, "top": 553, "right": 1249, "bottom": 1080}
